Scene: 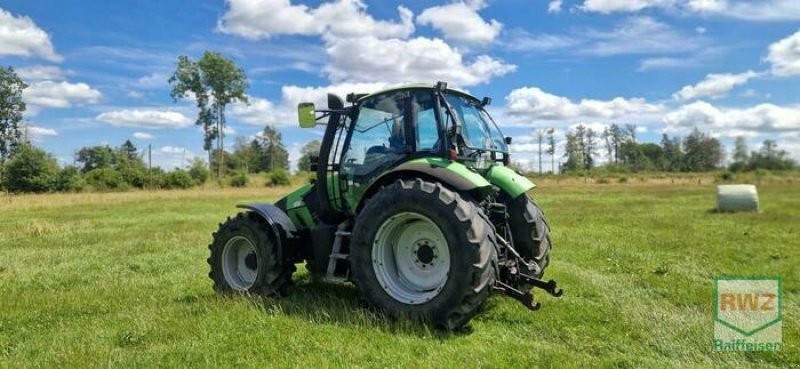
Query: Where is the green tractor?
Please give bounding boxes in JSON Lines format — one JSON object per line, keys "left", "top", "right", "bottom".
{"left": 208, "top": 82, "right": 560, "bottom": 329}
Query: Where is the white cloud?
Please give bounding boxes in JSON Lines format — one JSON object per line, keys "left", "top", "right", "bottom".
{"left": 25, "top": 125, "right": 58, "bottom": 139}
{"left": 325, "top": 36, "right": 515, "bottom": 86}
{"left": 134, "top": 72, "right": 168, "bottom": 89}
{"left": 96, "top": 109, "right": 193, "bottom": 129}
{"left": 506, "top": 17, "right": 706, "bottom": 57}
{"left": 132, "top": 132, "right": 154, "bottom": 139}
{"left": 217, "top": 0, "right": 414, "bottom": 40}
{"left": 766, "top": 29, "right": 800, "bottom": 77}
{"left": 128, "top": 91, "right": 145, "bottom": 99}
{"left": 160, "top": 146, "right": 188, "bottom": 154}
{"left": 23, "top": 81, "right": 102, "bottom": 112}
{"left": 14, "top": 65, "right": 66, "bottom": 81}
{"left": 673, "top": 70, "right": 760, "bottom": 100}
{"left": 0, "top": 9, "right": 62, "bottom": 62}
{"left": 505, "top": 86, "right": 664, "bottom": 122}
{"left": 548, "top": 0, "right": 564, "bottom": 13}
{"left": 580, "top": 0, "right": 800, "bottom": 21}
{"left": 580, "top": 0, "right": 676, "bottom": 14}
{"left": 664, "top": 101, "right": 800, "bottom": 135}
{"left": 417, "top": 1, "right": 502, "bottom": 45}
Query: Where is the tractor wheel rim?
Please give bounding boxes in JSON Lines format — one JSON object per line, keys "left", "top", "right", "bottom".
{"left": 372, "top": 212, "right": 450, "bottom": 304}
{"left": 221, "top": 236, "right": 258, "bottom": 291}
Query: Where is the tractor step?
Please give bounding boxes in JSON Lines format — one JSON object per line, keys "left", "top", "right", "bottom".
{"left": 324, "top": 221, "right": 351, "bottom": 283}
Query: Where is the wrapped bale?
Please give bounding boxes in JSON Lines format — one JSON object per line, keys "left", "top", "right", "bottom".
{"left": 717, "top": 184, "right": 759, "bottom": 212}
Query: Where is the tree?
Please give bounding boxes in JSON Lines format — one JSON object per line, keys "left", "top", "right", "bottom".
{"left": 260, "top": 126, "right": 289, "bottom": 171}
{"left": 120, "top": 139, "right": 139, "bottom": 162}
{"left": 682, "top": 128, "right": 723, "bottom": 171}
{"left": 536, "top": 128, "right": 545, "bottom": 174}
{"left": 170, "top": 51, "right": 249, "bottom": 178}
{"left": 0, "top": 67, "right": 27, "bottom": 164}
{"left": 545, "top": 128, "right": 555, "bottom": 173}
{"left": 76, "top": 145, "right": 117, "bottom": 172}
{"left": 730, "top": 137, "right": 749, "bottom": 172}
{"left": 297, "top": 140, "right": 321, "bottom": 172}
{"left": 562, "top": 128, "right": 583, "bottom": 172}
{"left": 583, "top": 128, "right": 598, "bottom": 170}
{"left": 660, "top": 133, "right": 682, "bottom": 172}
{"left": 746, "top": 140, "right": 796, "bottom": 170}
{"left": 608, "top": 124, "right": 623, "bottom": 164}
{"left": 1, "top": 144, "right": 59, "bottom": 193}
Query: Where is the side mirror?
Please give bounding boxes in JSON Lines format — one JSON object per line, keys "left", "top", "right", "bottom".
{"left": 298, "top": 102, "right": 316, "bottom": 128}
{"left": 481, "top": 97, "right": 492, "bottom": 107}
{"left": 504, "top": 136, "right": 512, "bottom": 145}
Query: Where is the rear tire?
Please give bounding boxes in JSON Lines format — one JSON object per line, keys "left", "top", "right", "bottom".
{"left": 208, "top": 212, "right": 294, "bottom": 295}
{"left": 350, "top": 178, "right": 497, "bottom": 330}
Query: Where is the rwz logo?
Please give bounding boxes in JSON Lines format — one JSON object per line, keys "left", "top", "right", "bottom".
{"left": 713, "top": 277, "right": 782, "bottom": 351}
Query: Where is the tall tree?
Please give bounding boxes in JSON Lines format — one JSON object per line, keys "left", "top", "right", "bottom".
{"left": 0, "top": 67, "right": 27, "bottom": 164}
{"left": 259, "top": 126, "right": 289, "bottom": 171}
{"left": 169, "top": 51, "right": 248, "bottom": 178}
{"left": 545, "top": 128, "right": 556, "bottom": 173}
{"left": 297, "top": 140, "right": 321, "bottom": 172}
{"left": 608, "top": 124, "right": 623, "bottom": 164}
{"left": 730, "top": 136, "right": 749, "bottom": 172}
{"left": 682, "top": 128, "right": 723, "bottom": 171}
{"left": 535, "top": 128, "right": 544, "bottom": 174}
{"left": 76, "top": 145, "right": 117, "bottom": 172}
{"left": 583, "top": 128, "right": 598, "bottom": 170}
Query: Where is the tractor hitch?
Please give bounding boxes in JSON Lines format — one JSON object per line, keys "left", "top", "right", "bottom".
{"left": 494, "top": 275, "right": 562, "bottom": 311}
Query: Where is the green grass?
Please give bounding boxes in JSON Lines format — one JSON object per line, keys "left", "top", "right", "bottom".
{"left": 0, "top": 182, "right": 797, "bottom": 368}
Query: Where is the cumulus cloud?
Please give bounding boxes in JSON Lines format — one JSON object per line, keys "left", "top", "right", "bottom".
{"left": 324, "top": 36, "right": 515, "bottom": 86}
{"left": 217, "top": 0, "right": 414, "bottom": 40}
{"left": 673, "top": 70, "right": 760, "bottom": 101}
{"left": 417, "top": 1, "right": 502, "bottom": 45}
{"left": 0, "top": 8, "right": 62, "bottom": 62}
{"left": 766, "top": 29, "right": 800, "bottom": 77}
{"left": 133, "top": 132, "right": 154, "bottom": 139}
{"left": 580, "top": 0, "right": 675, "bottom": 14}
{"left": 14, "top": 65, "right": 66, "bottom": 81}
{"left": 96, "top": 109, "right": 192, "bottom": 129}
{"left": 23, "top": 81, "right": 102, "bottom": 112}
{"left": 504, "top": 86, "right": 664, "bottom": 122}
{"left": 664, "top": 101, "right": 800, "bottom": 135}
{"left": 25, "top": 125, "right": 58, "bottom": 140}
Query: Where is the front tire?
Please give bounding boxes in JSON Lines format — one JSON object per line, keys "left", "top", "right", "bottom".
{"left": 504, "top": 194, "right": 552, "bottom": 279}
{"left": 350, "top": 178, "right": 497, "bottom": 330}
{"left": 208, "top": 212, "right": 294, "bottom": 295}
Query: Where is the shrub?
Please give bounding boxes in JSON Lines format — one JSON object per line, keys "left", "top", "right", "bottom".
{"left": 229, "top": 171, "right": 249, "bottom": 187}
{"left": 55, "top": 166, "right": 87, "bottom": 192}
{"left": 617, "top": 176, "right": 628, "bottom": 183}
{"left": 595, "top": 177, "right": 610, "bottom": 184}
{"left": 1, "top": 145, "right": 59, "bottom": 193}
{"left": 266, "top": 169, "right": 291, "bottom": 187}
{"left": 717, "top": 171, "right": 734, "bottom": 183}
{"left": 188, "top": 158, "right": 209, "bottom": 185}
{"left": 85, "top": 168, "right": 124, "bottom": 191}
{"left": 163, "top": 170, "right": 195, "bottom": 189}
{"left": 117, "top": 165, "right": 148, "bottom": 188}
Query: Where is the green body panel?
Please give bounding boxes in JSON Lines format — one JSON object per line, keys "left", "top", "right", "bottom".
{"left": 341, "top": 157, "right": 492, "bottom": 210}
{"left": 282, "top": 183, "right": 315, "bottom": 230}
{"left": 484, "top": 165, "right": 535, "bottom": 199}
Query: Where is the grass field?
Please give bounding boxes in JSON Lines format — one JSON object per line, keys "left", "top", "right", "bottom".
{"left": 0, "top": 180, "right": 797, "bottom": 368}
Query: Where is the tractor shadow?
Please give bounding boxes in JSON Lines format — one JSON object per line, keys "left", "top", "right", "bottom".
{"left": 252, "top": 273, "right": 473, "bottom": 339}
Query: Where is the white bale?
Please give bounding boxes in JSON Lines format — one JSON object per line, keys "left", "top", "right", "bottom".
{"left": 717, "top": 184, "right": 759, "bottom": 212}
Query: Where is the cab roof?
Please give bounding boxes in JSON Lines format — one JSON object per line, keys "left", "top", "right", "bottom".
{"left": 356, "top": 83, "right": 477, "bottom": 103}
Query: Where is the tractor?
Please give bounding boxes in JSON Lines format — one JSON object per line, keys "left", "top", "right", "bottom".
{"left": 207, "top": 82, "right": 561, "bottom": 329}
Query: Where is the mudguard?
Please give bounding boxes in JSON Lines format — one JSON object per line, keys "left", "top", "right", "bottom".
{"left": 485, "top": 165, "right": 535, "bottom": 199}
{"left": 236, "top": 203, "right": 298, "bottom": 259}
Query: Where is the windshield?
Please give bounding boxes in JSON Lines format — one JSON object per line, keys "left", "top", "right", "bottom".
{"left": 444, "top": 93, "right": 508, "bottom": 153}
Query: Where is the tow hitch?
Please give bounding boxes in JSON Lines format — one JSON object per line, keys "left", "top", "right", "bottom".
{"left": 494, "top": 274, "right": 563, "bottom": 311}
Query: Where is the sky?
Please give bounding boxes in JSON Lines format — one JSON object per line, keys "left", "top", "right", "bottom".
{"left": 1, "top": 0, "right": 799, "bottom": 171}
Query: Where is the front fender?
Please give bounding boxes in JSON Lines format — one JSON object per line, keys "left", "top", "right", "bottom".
{"left": 485, "top": 165, "right": 535, "bottom": 199}
{"left": 236, "top": 203, "right": 298, "bottom": 259}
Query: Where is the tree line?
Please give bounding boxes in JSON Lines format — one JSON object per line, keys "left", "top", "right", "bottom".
{"left": 539, "top": 123, "right": 796, "bottom": 173}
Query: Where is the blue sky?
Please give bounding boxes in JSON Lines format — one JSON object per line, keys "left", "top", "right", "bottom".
{"left": 1, "top": 0, "right": 799, "bottom": 170}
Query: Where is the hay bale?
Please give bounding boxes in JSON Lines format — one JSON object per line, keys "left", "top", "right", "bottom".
{"left": 717, "top": 184, "right": 759, "bottom": 212}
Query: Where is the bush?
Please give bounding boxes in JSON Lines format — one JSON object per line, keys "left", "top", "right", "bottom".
{"left": 188, "top": 158, "right": 210, "bottom": 185}
{"left": 717, "top": 171, "right": 734, "bottom": 183}
{"left": 1, "top": 145, "right": 59, "bottom": 193}
{"left": 85, "top": 168, "right": 124, "bottom": 191}
{"left": 229, "top": 171, "right": 249, "bottom": 187}
{"left": 55, "top": 166, "right": 87, "bottom": 192}
{"left": 163, "top": 170, "right": 195, "bottom": 189}
{"left": 595, "top": 177, "right": 610, "bottom": 184}
{"left": 617, "top": 175, "right": 628, "bottom": 183}
{"left": 266, "top": 169, "right": 291, "bottom": 187}
{"left": 117, "top": 164, "right": 148, "bottom": 189}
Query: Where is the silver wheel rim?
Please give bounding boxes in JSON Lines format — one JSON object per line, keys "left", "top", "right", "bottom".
{"left": 372, "top": 212, "right": 450, "bottom": 304}
{"left": 221, "top": 236, "right": 258, "bottom": 291}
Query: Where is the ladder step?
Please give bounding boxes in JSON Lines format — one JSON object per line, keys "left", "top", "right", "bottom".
{"left": 335, "top": 231, "right": 352, "bottom": 236}
{"left": 330, "top": 253, "right": 348, "bottom": 259}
